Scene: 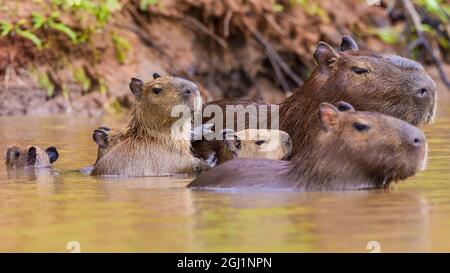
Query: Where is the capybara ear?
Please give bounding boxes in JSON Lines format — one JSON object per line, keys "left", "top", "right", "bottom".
{"left": 313, "top": 42, "right": 339, "bottom": 66}
{"left": 97, "top": 126, "right": 111, "bottom": 132}
{"left": 319, "top": 103, "right": 340, "bottom": 131}
{"left": 129, "top": 77, "right": 144, "bottom": 98}
{"left": 45, "top": 147, "right": 59, "bottom": 164}
{"left": 93, "top": 129, "right": 109, "bottom": 149}
{"left": 153, "top": 72, "right": 161, "bottom": 79}
{"left": 340, "top": 36, "right": 358, "bottom": 51}
{"left": 336, "top": 101, "right": 356, "bottom": 112}
{"left": 27, "top": 146, "right": 37, "bottom": 166}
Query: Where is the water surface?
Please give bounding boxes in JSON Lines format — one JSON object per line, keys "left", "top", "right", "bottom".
{"left": 0, "top": 93, "right": 449, "bottom": 253}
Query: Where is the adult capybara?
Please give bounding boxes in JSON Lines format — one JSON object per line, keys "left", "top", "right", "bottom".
{"left": 187, "top": 102, "right": 428, "bottom": 191}
{"left": 199, "top": 36, "right": 436, "bottom": 159}
{"left": 5, "top": 145, "right": 59, "bottom": 168}
{"left": 193, "top": 129, "right": 292, "bottom": 166}
{"left": 91, "top": 73, "right": 203, "bottom": 176}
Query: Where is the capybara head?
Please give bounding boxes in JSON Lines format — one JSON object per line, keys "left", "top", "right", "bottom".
{"left": 311, "top": 36, "right": 436, "bottom": 125}
{"left": 5, "top": 145, "right": 59, "bottom": 168}
{"left": 294, "top": 102, "right": 428, "bottom": 190}
{"left": 128, "top": 74, "right": 201, "bottom": 138}
{"left": 233, "top": 129, "right": 292, "bottom": 160}
{"left": 92, "top": 126, "right": 124, "bottom": 164}
{"left": 280, "top": 36, "right": 436, "bottom": 158}
{"left": 129, "top": 73, "right": 200, "bottom": 119}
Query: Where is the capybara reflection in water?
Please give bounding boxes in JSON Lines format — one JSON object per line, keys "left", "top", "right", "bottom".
{"left": 5, "top": 145, "right": 59, "bottom": 168}
{"left": 198, "top": 36, "right": 436, "bottom": 160}
{"left": 91, "top": 73, "right": 203, "bottom": 176}
{"left": 187, "top": 102, "right": 428, "bottom": 191}
{"left": 193, "top": 129, "right": 292, "bottom": 166}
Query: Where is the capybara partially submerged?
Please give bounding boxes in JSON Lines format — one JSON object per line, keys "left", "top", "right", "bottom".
{"left": 187, "top": 102, "right": 428, "bottom": 191}
{"left": 91, "top": 73, "right": 203, "bottom": 176}
{"left": 92, "top": 126, "right": 125, "bottom": 164}
{"left": 199, "top": 36, "right": 436, "bottom": 159}
{"left": 193, "top": 129, "right": 292, "bottom": 166}
{"left": 95, "top": 126, "right": 291, "bottom": 167}
{"left": 5, "top": 145, "right": 59, "bottom": 168}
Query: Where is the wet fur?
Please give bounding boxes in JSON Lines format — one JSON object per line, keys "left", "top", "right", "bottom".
{"left": 188, "top": 105, "right": 428, "bottom": 191}
{"left": 91, "top": 76, "right": 201, "bottom": 176}
{"left": 195, "top": 38, "right": 437, "bottom": 160}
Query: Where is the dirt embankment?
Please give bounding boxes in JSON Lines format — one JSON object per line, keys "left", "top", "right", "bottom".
{"left": 0, "top": 0, "right": 448, "bottom": 116}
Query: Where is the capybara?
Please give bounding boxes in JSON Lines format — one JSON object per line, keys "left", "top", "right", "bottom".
{"left": 187, "top": 102, "right": 428, "bottom": 191}
{"left": 91, "top": 73, "right": 203, "bottom": 176}
{"left": 92, "top": 126, "right": 125, "bottom": 164}
{"left": 193, "top": 129, "right": 292, "bottom": 166}
{"left": 199, "top": 36, "right": 436, "bottom": 159}
{"left": 95, "top": 125, "right": 292, "bottom": 167}
{"left": 92, "top": 123, "right": 212, "bottom": 165}
{"left": 5, "top": 145, "right": 59, "bottom": 168}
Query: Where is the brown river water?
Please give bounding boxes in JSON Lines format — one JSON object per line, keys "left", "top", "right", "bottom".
{"left": 0, "top": 91, "right": 449, "bottom": 253}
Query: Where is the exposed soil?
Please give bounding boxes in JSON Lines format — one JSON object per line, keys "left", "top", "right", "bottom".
{"left": 0, "top": 0, "right": 448, "bottom": 116}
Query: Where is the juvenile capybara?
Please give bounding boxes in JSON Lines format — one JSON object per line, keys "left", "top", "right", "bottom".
{"left": 5, "top": 145, "right": 59, "bottom": 168}
{"left": 92, "top": 126, "right": 125, "bottom": 164}
{"left": 91, "top": 73, "right": 203, "bottom": 176}
{"left": 187, "top": 102, "right": 428, "bottom": 191}
{"left": 199, "top": 36, "right": 436, "bottom": 159}
{"left": 193, "top": 129, "right": 292, "bottom": 166}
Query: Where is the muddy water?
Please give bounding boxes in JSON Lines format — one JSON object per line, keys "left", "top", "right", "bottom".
{"left": 0, "top": 93, "right": 449, "bottom": 253}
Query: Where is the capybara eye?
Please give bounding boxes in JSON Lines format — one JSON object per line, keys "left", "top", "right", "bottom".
{"left": 255, "top": 140, "right": 266, "bottom": 146}
{"left": 152, "top": 87, "right": 163, "bottom": 94}
{"left": 352, "top": 122, "right": 370, "bottom": 132}
{"left": 351, "top": 67, "right": 369, "bottom": 74}
{"left": 235, "top": 140, "right": 241, "bottom": 149}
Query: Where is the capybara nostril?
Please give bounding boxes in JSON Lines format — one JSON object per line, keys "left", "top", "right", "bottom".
{"left": 409, "top": 133, "right": 425, "bottom": 148}
{"left": 416, "top": 88, "right": 429, "bottom": 98}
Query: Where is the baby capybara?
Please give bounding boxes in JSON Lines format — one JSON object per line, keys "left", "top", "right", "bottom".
{"left": 193, "top": 129, "right": 292, "bottom": 166}
{"left": 91, "top": 73, "right": 203, "bottom": 176}
{"left": 199, "top": 36, "right": 436, "bottom": 159}
{"left": 187, "top": 102, "right": 428, "bottom": 191}
{"left": 5, "top": 145, "right": 59, "bottom": 168}
{"left": 94, "top": 126, "right": 291, "bottom": 167}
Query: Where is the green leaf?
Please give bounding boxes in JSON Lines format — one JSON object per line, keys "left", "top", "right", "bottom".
{"left": 139, "top": 0, "right": 158, "bottom": 11}
{"left": 374, "top": 27, "right": 399, "bottom": 44}
{"left": 112, "top": 33, "right": 131, "bottom": 64}
{"left": 31, "top": 13, "right": 47, "bottom": 29}
{"left": 0, "top": 21, "right": 13, "bottom": 36}
{"left": 273, "top": 3, "right": 284, "bottom": 12}
{"left": 106, "top": 0, "right": 121, "bottom": 12}
{"left": 73, "top": 67, "right": 91, "bottom": 92}
{"left": 15, "top": 28, "right": 43, "bottom": 49}
{"left": 423, "top": 0, "right": 442, "bottom": 15}
{"left": 48, "top": 19, "right": 78, "bottom": 43}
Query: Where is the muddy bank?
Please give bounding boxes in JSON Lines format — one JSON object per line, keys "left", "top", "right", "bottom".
{"left": 0, "top": 0, "right": 448, "bottom": 116}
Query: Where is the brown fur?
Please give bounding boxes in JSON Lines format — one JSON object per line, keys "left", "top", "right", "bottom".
{"left": 187, "top": 103, "right": 428, "bottom": 191}
{"left": 92, "top": 127, "right": 126, "bottom": 164}
{"left": 5, "top": 144, "right": 59, "bottom": 168}
{"left": 192, "top": 129, "right": 292, "bottom": 165}
{"left": 198, "top": 36, "right": 436, "bottom": 160}
{"left": 91, "top": 75, "right": 202, "bottom": 176}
